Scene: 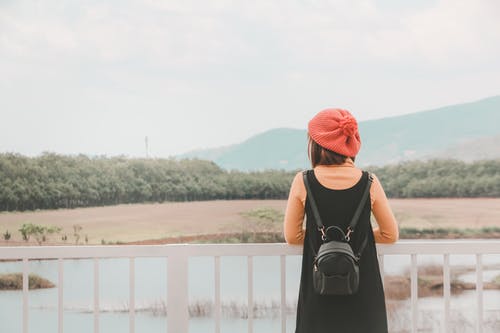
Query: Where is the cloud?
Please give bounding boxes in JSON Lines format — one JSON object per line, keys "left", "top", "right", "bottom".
{"left": 2, "top": 1, "right": 499, "bottom": 71}
{"left": 1, "top": 0, "right": 499, "bottom": 156}
{"left": 405, "top": 0, "right": 500, "bottom": 68}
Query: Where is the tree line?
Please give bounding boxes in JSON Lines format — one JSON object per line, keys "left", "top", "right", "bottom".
{"left": 0, "top": 153, "right": 498, "bottom": 211}
{"left": 370, "top": 159, "right": 500, "bottom": 198}
{"left": 0, "top": 153, "right": 293, "bottom": 211}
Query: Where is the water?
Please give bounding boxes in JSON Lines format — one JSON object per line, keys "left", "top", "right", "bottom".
{"left": 1, "top": 254, "right": 499, "bottom": 333}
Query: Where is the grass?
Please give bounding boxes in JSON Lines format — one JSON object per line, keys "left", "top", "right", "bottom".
{"left": 239, "top": 207, "right": 284, "bottom": 236}
{"left": 0, "top": 273, "right": 55, "bottom": 290}
{"left": 73, "top": 299, "right": 296, "bottom": 318}
{"left": 399, "top": 226, "right": 500, "bottom": 239}
{"left": 157, "top": 225, "right": 499, "bottom": 244}
{"left": 130, "top": 225, "right": 499, "bottom": 245}
{"left": 240, "top": 208, "right": 284, "bottom": 225}
{"left": 43, "top": 295, "right": 500, "bottom": 332}
{"left": 193, "top": 231, "right": 285, "bottom": 244}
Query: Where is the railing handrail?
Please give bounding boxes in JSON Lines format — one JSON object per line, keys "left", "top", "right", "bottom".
{"left": 1, "top": 239, "right": 500, "bottom": 260}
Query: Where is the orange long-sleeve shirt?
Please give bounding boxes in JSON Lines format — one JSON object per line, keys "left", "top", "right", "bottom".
{"left": 283, "top": 159, "right": 399, "bottom": 245}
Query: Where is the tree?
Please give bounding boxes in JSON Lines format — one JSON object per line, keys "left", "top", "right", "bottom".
{"left": 73, "top": 224, "right": 83, "bottom": 245}
{"left": 18, "top": 223, "right": 61, "bottom": 245}
{"left": 19, "top": 223, "right": 34, "bottom": 242}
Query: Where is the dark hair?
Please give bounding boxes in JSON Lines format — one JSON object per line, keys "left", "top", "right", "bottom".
{"left": 308, "top": 136, "right": 355, "bottom": 168}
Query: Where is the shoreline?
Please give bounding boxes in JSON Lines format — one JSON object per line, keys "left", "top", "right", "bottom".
{"left": 1, "top": 228, "right": 500, "bottom": 247}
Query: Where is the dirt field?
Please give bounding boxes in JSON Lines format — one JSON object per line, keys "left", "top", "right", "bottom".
{"left": 0, "top": 198, "right": 499, "bottom": 245}
{"left": 390, "top": 198, "right": 500, "bottom": 229}
{"left": 0, "top": 200, "right": 286, "bottom": 245}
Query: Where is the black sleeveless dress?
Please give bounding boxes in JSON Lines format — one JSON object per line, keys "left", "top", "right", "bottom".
{"left": 295, "top": 170, "right": 388, "bottom": 333}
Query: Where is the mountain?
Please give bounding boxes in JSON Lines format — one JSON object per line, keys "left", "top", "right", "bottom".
{"left": 432, "top": 135, "right": 500, "bottom": 161}
{"left": 182, "top": 128, "right": 308, "bottom": 170}
{"left": 180, "top": 96, "right": 500, "bottom": 170}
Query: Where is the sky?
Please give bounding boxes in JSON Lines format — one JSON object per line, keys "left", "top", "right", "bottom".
{"left": 1, "top": 0, "right": 500, "bottom": 158}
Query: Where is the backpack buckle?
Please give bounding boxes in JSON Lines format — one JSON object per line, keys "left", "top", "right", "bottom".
{"left": 345, "top": 227, "right": 353, "bottom": 242}
{"left": 319, "top": 227, "right": 328, "bottom": 241}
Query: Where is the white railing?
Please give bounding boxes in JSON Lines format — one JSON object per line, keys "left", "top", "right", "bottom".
{"left": 1, "top": 240, "right": 500, "bottom": 333}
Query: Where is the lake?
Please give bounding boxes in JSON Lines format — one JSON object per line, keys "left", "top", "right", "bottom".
{"left": 1, "top": 254, "right": 500, "bottom": 332}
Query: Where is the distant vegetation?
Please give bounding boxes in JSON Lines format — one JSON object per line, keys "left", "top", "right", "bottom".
{"left": 0, "top": 153, "right": 292, "bottom": 211}
{"left": 0, "top": 273, "right": 54, "bottom": 290}
{"left": 18, "top": 223, "right": 61, "bottom": 245}
{"left": 0, "top": 153, "right": 498, "bottom": 212}
{"left": 371, "top": 159, "right": 500, "bottom": 198}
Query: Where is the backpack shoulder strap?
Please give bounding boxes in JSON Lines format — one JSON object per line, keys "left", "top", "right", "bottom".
{"left": 302, "top": 170, "right": 324, "bottom": 230}
{"left": 347, "top": 172, "right": 373, "bottom": 236}
{"left": 349, "top": 171, "right": 373, "bottom": 259}
{"left": 302, "top": 170, "right": 323, "bottom": 256}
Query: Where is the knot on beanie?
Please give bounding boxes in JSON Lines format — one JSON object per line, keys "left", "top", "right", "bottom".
{"left": 308, "top": 108, "right": 361, "bottom": 157}
{"left": 338, "top": 114, "right": 357, "bottom": 137}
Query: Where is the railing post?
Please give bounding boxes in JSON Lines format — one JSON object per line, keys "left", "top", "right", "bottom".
{"left": 214, "top": 256, "right": 221, "bottom": 333}
{"left": 476, "top": 254, "right": 483, "bottom": 333}
{"left": 280, "top": 255, "right": 286, "bottom": 333}
{"left": 129, "top": 257, "right": 135, "bottom": 333}
{"left": 23, "top": 258, "right": 29, "bottom": 333}
{"left": 167, "top": 251, "right": 189, "bottom": 333}
{"left": 443, "top": 254, "right": 450, "bottom": 332}
{"left": 248, "top": 256, "right": 254, "bottom": 333}
{"left": 410, "top": 254, "right": 418, "bottom": 333}
{"left": 58, "top": 258, "right": 64, "bottom": 333}
{"left": 94, "top": 258, "right": 100, "bottom": 333}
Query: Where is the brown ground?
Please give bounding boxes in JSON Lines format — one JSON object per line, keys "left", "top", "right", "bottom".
{"left": 0, "top": 200, "right": 286, "bottom": 245}
{"left": 390, "top": 198, "right": 500, "bottom": 230}
{"left": 0, "top": 198, "right": 499, "bottom": 245}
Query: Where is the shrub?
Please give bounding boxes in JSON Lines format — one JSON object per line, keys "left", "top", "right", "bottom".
{"left": 73, "top": 224, "right": 83, "bottom": 244}
{"left": 0, "top": 273, "right": 55, "bottom": 290}
{"left": 18, "top": 223, "right": 61, "bottom": 245}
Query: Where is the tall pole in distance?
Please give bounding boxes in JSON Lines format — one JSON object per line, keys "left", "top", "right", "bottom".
{"left": 145, "top": 136, "right": 149, "bottom": 158}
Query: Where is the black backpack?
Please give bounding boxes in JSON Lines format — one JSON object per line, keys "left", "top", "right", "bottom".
{"left": 303, "top": 170, "right": 373, "bottom": 295}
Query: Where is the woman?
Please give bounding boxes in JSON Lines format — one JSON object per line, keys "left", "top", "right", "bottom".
{"left": 284, "top": 108, "right": 398, "bottom": 333}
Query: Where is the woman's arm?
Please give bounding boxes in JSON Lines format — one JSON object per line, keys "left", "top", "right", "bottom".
{"left": 370, "top": 174, "right": 399, "bottom": 243}
{"left": 283, "top": 172, "right": 306, "bottom": 245}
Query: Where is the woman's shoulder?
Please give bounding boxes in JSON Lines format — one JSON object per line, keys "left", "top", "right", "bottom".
{"left": 364, "top": 172, "right": 387, "bottom": 205}
{"left": 290, "top": 170, "right": 307, "bottom": 201}
{"left": 366, "top": 172, "right": 382, "bottom": 186}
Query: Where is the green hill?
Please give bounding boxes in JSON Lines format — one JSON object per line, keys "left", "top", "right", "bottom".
{"left": 357, "top": 95, "right": 500, "bottom": 166}
{"left": 182, "top": 128, "right": 308, "bottom": 170}
{"left": 181, "top": 96, "right": 500, "bottom": 170}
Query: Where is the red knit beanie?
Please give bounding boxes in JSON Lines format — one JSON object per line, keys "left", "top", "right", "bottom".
{"left": 308, "top": 108, "right": 361, "bottom": 157}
